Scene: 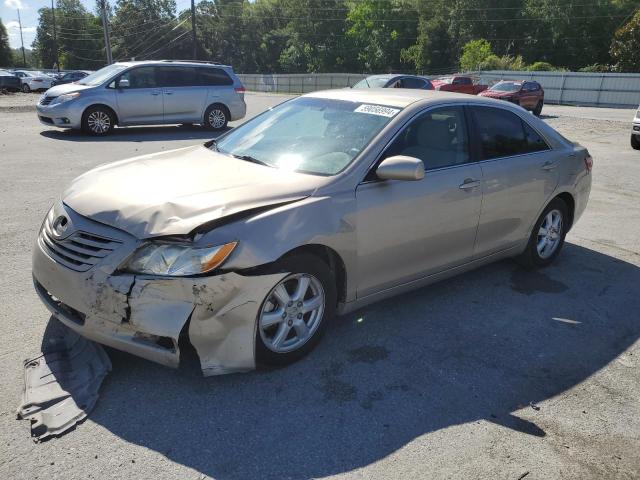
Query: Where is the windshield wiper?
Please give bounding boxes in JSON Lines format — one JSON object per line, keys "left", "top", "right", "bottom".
{"left": 230, "top": 153, "right": 271, "bottom": 167}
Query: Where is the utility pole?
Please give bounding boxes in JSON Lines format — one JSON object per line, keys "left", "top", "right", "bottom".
{"left": 190, "top": 0, "right": 197, "bottom": 60}
{"left": 17, "top": 9, "right": 26, "bottom": 67}
{"left": 99, "top": 0, "right": 113, "bottom": 64}
{"left": 50, "top": 0, "right": 59, "bottom": 72}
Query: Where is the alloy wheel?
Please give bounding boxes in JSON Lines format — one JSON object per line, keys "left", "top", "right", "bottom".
{"left": 536, "top": 209, "right": 563, "bottom": 259}
{"left": 208, "top": 109, "right": 226, "bottom": 129}
{"left": 87, "top": 111, "right": 111, "bottom": 134}
{"left": 259, "top": 273, "right": 325, "bottom": 353}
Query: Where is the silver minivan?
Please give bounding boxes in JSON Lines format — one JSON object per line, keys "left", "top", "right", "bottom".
{"left": 36, "top": 60, "right": 246, "bottom": 135}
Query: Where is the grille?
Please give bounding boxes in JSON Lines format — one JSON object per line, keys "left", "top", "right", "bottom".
{"left": 39, "top": 96, "right": 56, "bottom": 106}
{"left": 38, "top": 216, "right": 122, "bottom": 272}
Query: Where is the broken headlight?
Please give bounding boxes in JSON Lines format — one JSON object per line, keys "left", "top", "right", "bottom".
{"left": 123, "top": 241, "right": 237, "bottom": 276}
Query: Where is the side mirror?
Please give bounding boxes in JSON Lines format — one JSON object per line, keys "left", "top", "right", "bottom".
{"left": 376, "top": 156, "right": 425, "bottom": 181}
{"left": 118, "top": 78, "right": 130, "bottom": 89}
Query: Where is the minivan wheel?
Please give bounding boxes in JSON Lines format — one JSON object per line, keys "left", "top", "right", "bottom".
{"left": 517, "top": 198, "right": 568, "bottom": 269}
{"left": 204, "top": 104, "right": 228, "bottom": 130}
{"left": 22, "top": 84, "right": 30, "bottom": 93}
{"left": 632, "top": 134, "right": 640, "bottom": 150}
{"left": 82, "top": 106, "right": 114, "bottom": 135}
{"left": 255, "top": 254, "right": 336, "bottom": 367}
{"left": 533, "top": 100, "right": 543, "bottom": 116}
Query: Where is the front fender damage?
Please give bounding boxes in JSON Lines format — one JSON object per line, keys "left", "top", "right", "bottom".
{"left": 116, "top": 271, "right": 288, "bottom": 376}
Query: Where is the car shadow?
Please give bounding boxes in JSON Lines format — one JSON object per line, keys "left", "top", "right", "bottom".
{"left": 42, "top": 243, "right": 640, "bottom": 479}
{"left": 39, "top": 124, "right": 230, "bottom": 143}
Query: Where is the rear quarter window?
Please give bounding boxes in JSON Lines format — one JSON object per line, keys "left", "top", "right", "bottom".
{"left": 198, "top": 67, "right": 234, "bottom": 86}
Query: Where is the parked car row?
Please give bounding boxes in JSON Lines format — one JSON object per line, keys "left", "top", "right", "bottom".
{"left": 354, "top": 74, "right": 545, "bottom": 115}
{"left": 0, "top": 69, "right": 94, "bottom": 93}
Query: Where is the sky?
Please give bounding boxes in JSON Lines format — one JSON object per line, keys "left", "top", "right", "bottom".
{"left": 2, "top": 0, "right": 192, "bottom": 49}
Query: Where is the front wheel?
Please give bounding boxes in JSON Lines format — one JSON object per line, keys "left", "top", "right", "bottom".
{"left": 517, "top": 198, "right": 568, "bottom": 268}
{"left": 533, "top": 100, "right": 543, "bottom": 116}
{"left": 203, "top": 104, "right": 229, "bottom": 130}
{"left": 256, "top": 254, "right": 336, "bottom": 366}
{"left": 82, "top": 106, "right": 114, "bottom": 136}
{"left": 632, "top": 134, "right": 640, "bottom": 150}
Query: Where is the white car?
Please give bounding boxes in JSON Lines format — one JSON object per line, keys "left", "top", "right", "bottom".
{"left": 632, "top": 105, "right": 640, "bottom": 150}
{"left": 13, "top": 70, "right": 54, "bottom": 93}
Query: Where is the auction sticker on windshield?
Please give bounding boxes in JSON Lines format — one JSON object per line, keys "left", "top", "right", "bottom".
{"left": 355, "top": 104, "right": 400, "bottom": 117}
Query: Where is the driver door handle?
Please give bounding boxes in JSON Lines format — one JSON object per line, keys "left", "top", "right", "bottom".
{"left": 150, "top": 90, "right": 161, "bottom": 96}
{"left": 542, "top": 161, "right": 556, "bottom": 171}
{"left": 459, "top": 178, "right": 481, "bottom": 190}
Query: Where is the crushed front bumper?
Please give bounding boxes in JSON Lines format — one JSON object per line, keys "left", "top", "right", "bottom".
{"left": 32, "top": 205, "right": 287, "bottom": 376}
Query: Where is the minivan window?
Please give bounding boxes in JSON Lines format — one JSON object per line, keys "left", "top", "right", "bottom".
{"left": 384, "top": 106, "right": 470, "bottom": 170}
{"left": 117, "top": 67, "right": 157, "bottom": 88}
{"left": 198, "top": 67, "right": 233, "bottom": 86}
{"left": 473, "top": 107, "right": 549, "bottom": 159}
{"left": 158, "top": 67, "right": 196, "bottom": 87}
{"left": 78, "top": 63, "right": 128, "bottom": 86}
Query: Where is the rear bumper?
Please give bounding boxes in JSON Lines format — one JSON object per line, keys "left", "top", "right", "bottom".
{"left": 227, "top": 96, "right": 247, "bottom": 121}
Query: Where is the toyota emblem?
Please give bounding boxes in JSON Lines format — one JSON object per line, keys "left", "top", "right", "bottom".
{"left": 52, "top": 215, "right": 69, "bottom": 237}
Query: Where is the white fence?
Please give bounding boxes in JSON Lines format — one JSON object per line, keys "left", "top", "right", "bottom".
{"left": 239, "top": 71, "right": 640, "bottom": 108}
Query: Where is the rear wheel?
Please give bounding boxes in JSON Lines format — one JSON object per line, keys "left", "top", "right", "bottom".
{"left": 632, "top": 134, "right": 640, "bottom": 150}
{"left": 533, "top": 100, "right": 543, "bottom": 116}
{"left": 82, "top": 106, "right": 115, "bottom": 136}
{"left": 255, "top": 254, "right": 336, "bottom": 366}
{"left": 517, "top": 198, "right": 568, "bottom": 268}
{"left": 22, "top": 83, "right": 30, "bottom": 93}
{"left": 203, "top": 104, "right": 229, "bottom": 130}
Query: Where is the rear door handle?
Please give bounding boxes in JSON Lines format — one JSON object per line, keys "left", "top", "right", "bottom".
{"left": 542, "top": 161, "right": 556, "bottom": 171}
{"left": 164, "top": 90, "right": 173, "bottom": 95}
{"left": 459, "top": 179, "right": 481, "bottom": 190}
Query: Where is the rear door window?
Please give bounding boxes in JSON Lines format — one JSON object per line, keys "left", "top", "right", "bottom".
{"left": 402, "top": 77, "right": 426, "bottom": 89}
{"left": 472, "top": 107, "right": 549, "bottom": 159}
{"left": 158, "top": 67, "right": 197, "bottom": 87}
{"left": 198, "top": 67, "right": 233, "bottom": 86}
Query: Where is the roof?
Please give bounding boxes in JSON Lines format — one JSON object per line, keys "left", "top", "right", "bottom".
{"left": 306, "top": 88, "right": 495, "bottom": 109}
{"left": 113, "top": 60, "right": 232, "bottom": 68}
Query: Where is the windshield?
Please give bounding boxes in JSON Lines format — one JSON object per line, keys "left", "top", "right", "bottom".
{"left": 77, "top": 64, "right": 128, "bottom": 86}
{"left": 352, "top": 77, "right": 392, "bottom": 88}
{"left": 490, "top": 81, "right": 522, "bottom": 92}
{"left": 213, "top": 97, "right": 400, "bottom": 175}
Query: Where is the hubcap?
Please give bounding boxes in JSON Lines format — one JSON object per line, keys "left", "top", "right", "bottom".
{"left": 537, "top": 209, "right": 563, "bottom": 259}
{"left": 87, "top": 111, "right": 111, "bottom": 134}
{"left": 259, "top": 273, "right": 325, "bottom": 353}
{"left": 208, "top": 109, "right": 226, "bottom": 129}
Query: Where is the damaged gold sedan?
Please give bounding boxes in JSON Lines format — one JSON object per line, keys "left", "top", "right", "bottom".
{"left": 32, "top": 89, "right": 592, "bottom": 376}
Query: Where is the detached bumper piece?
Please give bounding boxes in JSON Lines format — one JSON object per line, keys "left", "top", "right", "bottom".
{"left": 16, "top": 322, "right": 111, "bottom": 442}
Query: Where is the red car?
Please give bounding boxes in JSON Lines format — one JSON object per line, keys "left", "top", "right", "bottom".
{"left": 479, "top": 80, "right": 545, "bottom": 116}
{"left": 431, "top": 75, "right": 488, "bottom": 95}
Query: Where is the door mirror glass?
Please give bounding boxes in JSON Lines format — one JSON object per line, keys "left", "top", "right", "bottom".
{"left": 376, "top": 156, "right": 425, "bottom": 181}
{"left": 118, "top": 78, "right": 130, "bottom": 89}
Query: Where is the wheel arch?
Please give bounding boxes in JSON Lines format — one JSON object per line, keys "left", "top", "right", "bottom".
{"left": 554, "top": 191, "right": 575, "bottom": 231}
{"left": 82, "top": 103, "right": 119, "bottom": 125}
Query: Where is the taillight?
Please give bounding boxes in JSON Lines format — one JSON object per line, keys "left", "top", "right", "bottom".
{"left": 584, "top": 155, "right": 593, "bottom": 173}
{"left": 234, "top": 86, "right": 246, "bottom": 93}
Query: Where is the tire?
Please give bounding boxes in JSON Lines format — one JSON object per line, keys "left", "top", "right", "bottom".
{"left": 517, "top": 198, "right": 569, "bottom": 269}
{"left": 632, "top": 134, "right": 640, "bottom": 150}
{"left": 255, "top": 253, "right": 337, "bottom": 367}
{"left": 22, "top": 83, "right": 30, "bottom": 93}
{"left": 203, "top": 104, "right": 229, "bottom": 130}
{"left": 533, "top": 100, "right": 543, "bottom": 116}
{"left": 82, "top": 106, "right": 115, "bottom": 136}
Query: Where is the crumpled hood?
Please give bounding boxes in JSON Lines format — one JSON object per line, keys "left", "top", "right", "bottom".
{"left": 63, "top": 145, "right": 322, "bottom": 238}
{"left": 45, "top": 82, "right": 96, "bottom": 97}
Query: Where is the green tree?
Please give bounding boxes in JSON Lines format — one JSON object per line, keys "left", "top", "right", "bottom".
{"left": 611, "top": 10, "right": 640, "bottom": 72}
{"left": 0, "top": 19, "right": 12, "bottom": 67}
{"left": 459, "top": 39, "right": 492, "bottom": 71}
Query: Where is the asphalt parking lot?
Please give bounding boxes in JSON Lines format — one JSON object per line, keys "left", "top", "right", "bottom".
{"left": 1, "top": 93, "right": 639, "bottom": 480}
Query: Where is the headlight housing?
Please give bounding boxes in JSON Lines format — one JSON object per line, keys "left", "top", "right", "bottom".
{"left": 51, "top": 92, "right": 81, "bottom": 105}
{"left": 123, "top": 241, "right": 237, "bottom": 276}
